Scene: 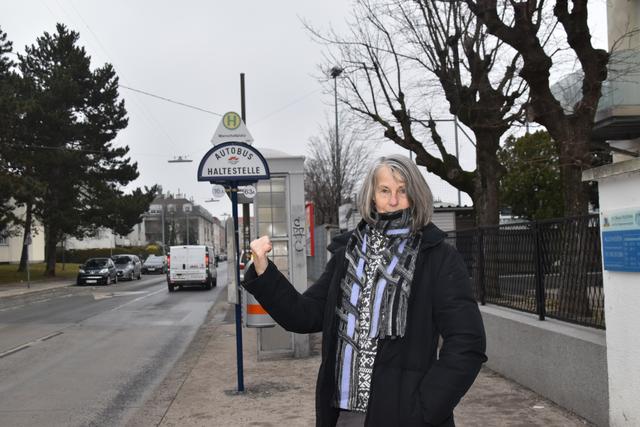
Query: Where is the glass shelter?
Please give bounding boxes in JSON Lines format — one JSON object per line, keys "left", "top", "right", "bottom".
{"left": 242, "top": 149, "right": 309, "bottom": 359}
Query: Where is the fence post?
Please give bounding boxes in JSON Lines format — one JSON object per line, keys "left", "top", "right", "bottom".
{"left": 533, "top": 221, "right": 546, "bottom": 321}
{"left": 478, "top": 227, "right": 486, "bottom": 305}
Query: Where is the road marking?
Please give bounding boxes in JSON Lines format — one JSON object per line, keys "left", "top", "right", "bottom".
{"left": 0, "top": 293, "right": 75, "bottom": 313}
{"left": 92, "top": 290, "right": 148, "bottom": 300}
{"left": 0, "top": 331, "right": 64, "bottom": 358}
{"left": 109, "top": 288, "right": 165, "bottom": 312}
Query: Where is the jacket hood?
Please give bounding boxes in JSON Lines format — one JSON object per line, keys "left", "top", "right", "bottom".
{"left": 327, "top": 221, "right": 447, "bottom": 253}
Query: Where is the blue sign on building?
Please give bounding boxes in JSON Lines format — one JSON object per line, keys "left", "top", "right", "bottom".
{"left": 601, "top": 208, "right": 640, "bottom": 272}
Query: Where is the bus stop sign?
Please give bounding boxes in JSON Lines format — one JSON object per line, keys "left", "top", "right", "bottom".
{"left": 197, "top": 141, "right": 269, "bottom": 184}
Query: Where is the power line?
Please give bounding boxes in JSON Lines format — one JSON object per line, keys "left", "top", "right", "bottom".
{"left": 59, "top": 0, "right": 178, "bottom": 147}
{"left": 5, "top": 142, "right": 119, "bottom": 155}
{"left": 253, "top": 88, "right": 320, "bottom": 124}
{"left": 119, "top": 85, "right": 223, "bottom": 117}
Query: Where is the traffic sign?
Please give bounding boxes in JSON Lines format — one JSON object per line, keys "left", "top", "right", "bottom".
{"left": 240, "top": 185, "right": 256, "bottom": 199}
{"left": 211, "top": 184, "right": 227, "bottom": 200}
{"left": 211, "top": 111, "right": 254, "bottom": 146}
{"left": 198, "top": 141, "right": 270, "bottom": 183}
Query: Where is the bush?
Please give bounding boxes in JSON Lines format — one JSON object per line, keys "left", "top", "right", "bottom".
{"left": 56, "top": 245, "right": 163, "bottom": 264}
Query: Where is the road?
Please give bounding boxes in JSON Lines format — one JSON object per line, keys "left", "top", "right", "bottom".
{"left": 0, "top": 262, "right": 228, "bottom": 427}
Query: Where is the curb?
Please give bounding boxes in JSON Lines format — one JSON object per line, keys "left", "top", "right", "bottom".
{"left": 0, "top": 280, "right": 75, "bottom": 299}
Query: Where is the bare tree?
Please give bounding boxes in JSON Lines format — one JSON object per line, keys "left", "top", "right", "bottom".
{"left": 463, "top": 0, "right": 609, "bottom": 217}
{"left": 461, "top": 0, "right": 619, "bottom": 319}
{"left": 308, "top": 0, "right": 528, "bottom": 226}
{"left": 305, "top": 113, "right": 374, "bottom": 225}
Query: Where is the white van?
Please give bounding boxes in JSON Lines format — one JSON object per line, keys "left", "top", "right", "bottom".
{"left": 167, "top": 245, "right": 217, "bottom": 292}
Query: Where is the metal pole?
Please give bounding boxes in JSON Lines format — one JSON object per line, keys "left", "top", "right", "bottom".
{"left": 240, "top": 73, "right": 251, "bottom": 254}
{"left": 161, "top": 207, "right": 166, "bottom": 255}
{"left": 25, "top": 239, "right": 30, "bottom": 289}
{"left": 478, "top": 228, "right": 486, "bottom": 305}
{"left": 454, "top": 116, "right": 461, "bottom": 206}
{"left": 329, "top": 67, "right": 342, "bottom": 226}
{"left": 533, "top": 221, "right": 546, "bottom": 321}
{"left": 231, "top": 183, "right": 245, "bottom": 392}
{"left": 334, "top": 74, "right": 340, "bottom": 179}
{"left": 186, "top": 211, "right": 189, "bottom": 245}
{"left": 241, "top": 73, "right": 246, "bottom": 123}
{"left": 334, "top": 75, "right": 340, "bottom": 224}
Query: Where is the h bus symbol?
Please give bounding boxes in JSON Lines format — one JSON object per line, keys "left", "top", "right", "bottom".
{"left": 224, "top": 112, "right": 240, "bottom": 129}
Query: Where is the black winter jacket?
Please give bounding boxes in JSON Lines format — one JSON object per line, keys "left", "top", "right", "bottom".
{"left": 243, "top": 223, "right": 487, "bottom": 427}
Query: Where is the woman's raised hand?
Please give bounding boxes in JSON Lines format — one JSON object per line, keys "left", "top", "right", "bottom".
{"left": 250, "top": 235, "right": 272, "bottom": 275}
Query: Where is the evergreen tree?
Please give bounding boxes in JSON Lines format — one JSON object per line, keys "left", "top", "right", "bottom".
{"left": 18, "top": 24, "right": 156, "bottom": 275}
{"left": 498, "top": 131, "right": 563, "bottom": 220}
{"left": 0, "top": 27, "right": 19, "bottom": 234}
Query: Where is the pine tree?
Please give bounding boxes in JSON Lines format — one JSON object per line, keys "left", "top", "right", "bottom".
{"left": 18, "top": 24, "right": 156, "bottom": 275}
{"left": 0, "top": 27, "right": 19, "bottom": 233}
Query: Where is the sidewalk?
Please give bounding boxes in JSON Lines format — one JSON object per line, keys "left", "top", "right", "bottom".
{"left": 1, "top": 280, "right": 593, "bottom": 426}
{"left": 130, "top": 299, "right": 593, "bottom": 427}
{"left": 0, "top": 278, "right": 73, "bottom": 299}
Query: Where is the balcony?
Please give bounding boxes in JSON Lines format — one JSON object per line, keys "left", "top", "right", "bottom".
{"left": 549, "top": 50, "right": 640, "bottom": 142}
{"left": 593, "top": 49, "right": 640, "bottom": 141}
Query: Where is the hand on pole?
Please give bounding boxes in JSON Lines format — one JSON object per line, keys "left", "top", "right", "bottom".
{"left": 250, "top": 235, "right": 272, "bottom": 276}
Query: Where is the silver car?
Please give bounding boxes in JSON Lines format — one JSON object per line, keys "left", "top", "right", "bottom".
{"left": 111, "top": 254, "right": 142, "bottom": 281}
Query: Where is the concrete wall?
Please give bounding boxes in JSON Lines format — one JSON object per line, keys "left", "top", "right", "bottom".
{"left": 608, "top": 0, "right": 640, "bottom": 51}
{"left": 589, "top": 161, "right": 640, "bottom": 426}
{"left": 480, "top": 305, "right": 608, "bottom": 427}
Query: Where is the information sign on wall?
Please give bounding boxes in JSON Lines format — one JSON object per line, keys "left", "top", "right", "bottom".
{"left": 601, "top": 208, "right": 640, "bottom": 272}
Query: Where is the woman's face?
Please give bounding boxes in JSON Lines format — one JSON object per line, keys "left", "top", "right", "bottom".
{"left": 373, "top": 166, "right": 410, "bottom": 213}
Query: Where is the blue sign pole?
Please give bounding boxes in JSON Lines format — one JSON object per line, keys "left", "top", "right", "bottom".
{"left": 230, "top": 182, "right": 244, "bottom": 392}
{"left": 197, "top": 141, "right": 270, "bottom": 394}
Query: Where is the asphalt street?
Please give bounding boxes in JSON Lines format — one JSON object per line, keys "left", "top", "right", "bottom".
{"left": 0, "top": 262, "right": 228, "bottom": 427}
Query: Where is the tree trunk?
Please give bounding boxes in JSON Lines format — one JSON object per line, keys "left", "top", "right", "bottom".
{"left": 556, "top": 136, "right": 592, "bottom": 318}
{"left": 17, "top": 202, "right": 33, "bottom": 272}
{"left": 472, "top": 133, "right": 503, "bottom": 299}
{"left": 44, "top": 225, "right": 58, "bottom": 277}
{"left": 559, "top": 136, "right": 590, "bottom": 217}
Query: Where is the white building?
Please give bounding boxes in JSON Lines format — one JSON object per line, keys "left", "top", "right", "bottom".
{"left": 0, "top": 203, "right": 45, "bottom": 263}
{"left": 65, "top": 228, "right": 116, "bottom": 250}
{"left": 144, "top": 192, "right": 218, "bottom": 251}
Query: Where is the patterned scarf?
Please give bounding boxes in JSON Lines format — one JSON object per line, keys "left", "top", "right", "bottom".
{"left": 334, "top": 208, "right": 422, "bottom": 409}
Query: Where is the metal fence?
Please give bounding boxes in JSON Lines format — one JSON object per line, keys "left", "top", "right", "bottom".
{"left": 446, "top": 215, "right": 605, "bottom": 329}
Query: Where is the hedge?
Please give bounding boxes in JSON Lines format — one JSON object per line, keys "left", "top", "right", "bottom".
{"left": 56, "top": 245, "right": 163, "bottom": 264}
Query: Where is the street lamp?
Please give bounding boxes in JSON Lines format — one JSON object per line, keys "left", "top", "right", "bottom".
{"left": 220, "top": 213, "right": 230, "bottom": 258}
{"left": 161, "top": 206, "right": 165, "bottom": 255}
{"left": 330, "top": 66, "right": 343, "bottom": 226}
{"left": 183, "top": 204, "right": 192, "bottom": 245}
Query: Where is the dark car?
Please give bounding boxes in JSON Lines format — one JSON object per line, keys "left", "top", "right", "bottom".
{"left": 111, "top": 254, "right": 142, "bottom": 281}
{"left": 77, "top": 258, "right": 117, "bottom": 286}
{"left": 142, "top": 255, "right": 167, "bottom": 274}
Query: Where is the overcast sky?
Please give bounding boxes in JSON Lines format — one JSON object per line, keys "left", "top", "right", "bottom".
{"left": 1, "top": 1, "right": 608, "bottom": 220}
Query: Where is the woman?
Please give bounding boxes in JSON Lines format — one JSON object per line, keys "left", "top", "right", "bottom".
{"left": 243, "top": 154, "right": 486, "bottom": 426}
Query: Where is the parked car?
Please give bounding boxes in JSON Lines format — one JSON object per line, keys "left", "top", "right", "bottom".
{"left": 111, "top": 254, "right": 142, "bottom": 281}
{"left": 167, "top": 245, "right": 217, "bottom": 292}
{"left": 142, "top": 255, "right": 167, "bottom": 274}
{"left": 239, "top": 250, "right": 252, "bottom": 282}
{"left": 77, "top": 258, "right": 117, "bottom": 286}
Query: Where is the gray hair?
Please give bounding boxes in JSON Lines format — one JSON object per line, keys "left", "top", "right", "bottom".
{"left": 357, "top": 154, "right": 434, "bottom": 232}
